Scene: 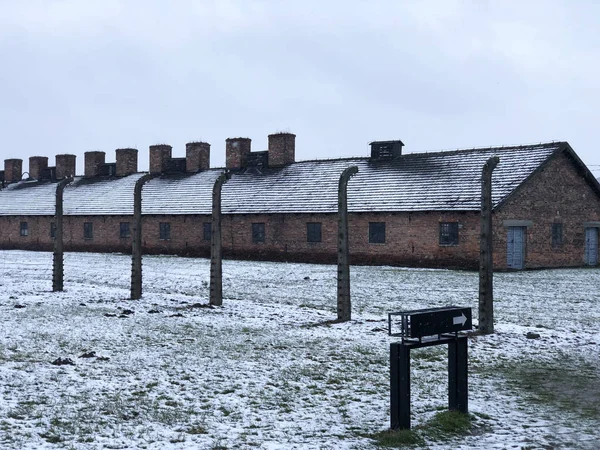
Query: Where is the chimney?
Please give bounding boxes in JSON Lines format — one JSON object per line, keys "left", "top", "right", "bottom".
{"left": 149, "top": 144, "right": 172, "bottom": 174}
{"left": 370, "top": 140, "right": 404, "bottom": 160}
{"left": 226, "top": 137, "right": 251, "bottom": 170}
{"left": 4, "top": 159, "right": 23, "bottom": 183}
{"left": 29, "top": 156, "right": 49, "bottom": 180}
{"left": 186, "top": 142, "right": 210, "bottom": 173}
{"left": 84, "top": 151, "right": 106, "bottom": 177}
{"left": 268, "top": 133, "right": 296, "bottom": 167}
{"left": 116, "top": 148, "right": 138, "bottom": 176}
{"left": 55, "top": 154, "right": 76, "bottom": 179}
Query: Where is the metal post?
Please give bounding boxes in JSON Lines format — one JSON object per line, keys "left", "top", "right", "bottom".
{"left": 53, "top": 177, "right": 73, "bottom": 292}
{"left": 448, "top": 336, "right": 468, "bottom": 413}
{"left": 210, "top": 172, "right": 230, "bottom": 306}
{"left": 390, "top": 342, "right": 411, "bottom": 430}
{"left": 479, "top": 156, "right": 499, "bottom": 334}
{"left": 131, "top": 174, "right": 154, "bottom": 300}
{"left": 337, "top": 166, "right": 358, "bottom": 322}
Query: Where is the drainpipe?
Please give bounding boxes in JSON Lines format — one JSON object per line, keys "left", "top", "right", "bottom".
{"left": 337, "top": 166, "right": 359, "bottom": 322}
{"left": 53, "top": 177, "right": 73, "bottom": 292}
{"left": 130, "top": 174, "right": 155, "bottom": 300}
{"left": 478, "top": 156, "right": 499, "bottom": 334}
{"left": 210, "top": 171, "right": 231, "bottom": 306}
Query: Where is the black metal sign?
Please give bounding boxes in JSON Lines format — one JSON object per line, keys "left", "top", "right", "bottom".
{"left": 389, "top": 307, "right": 471, "bottom": 430}
{"left": 388, "top": 306, "right": 472, "bottom": 340}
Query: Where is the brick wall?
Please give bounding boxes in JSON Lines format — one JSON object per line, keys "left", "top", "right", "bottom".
{"left": 494, "top": 150, "right": 600, "bottom": 269}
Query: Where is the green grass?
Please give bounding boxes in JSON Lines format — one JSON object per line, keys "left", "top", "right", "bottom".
{"left": 370, "top": 411, "right": 472, "bottom": 447}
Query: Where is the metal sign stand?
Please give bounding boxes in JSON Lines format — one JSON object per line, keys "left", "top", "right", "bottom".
{"left": 388, "top": 307, "right": 471, "bottom": 430}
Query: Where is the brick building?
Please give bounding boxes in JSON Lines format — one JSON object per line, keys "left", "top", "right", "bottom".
{"left": 1, "top": 135, "right": 599, "bottom": 270}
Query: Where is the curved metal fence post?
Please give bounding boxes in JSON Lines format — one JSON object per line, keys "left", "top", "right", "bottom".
{"left": 131, "top": 174, "right": 155, "bottom": 300}
{"left": 337, "top": 166, "right": 359, "bottom": 322}
{"left": 210, "top": 171, "right": 231, "bottom": 306}
{"left": 479, "top": 156, "right": 499, "bottom": 334}
{"left": 53, "top": 177, "right": 73, "bottom": 292}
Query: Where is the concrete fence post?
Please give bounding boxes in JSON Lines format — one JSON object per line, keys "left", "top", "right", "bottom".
{"left": 479, "top": 156, "right": 499, "bottom": 334}
{"left": 210, "top": 172, "right": 231, "bottom": 306}
{"left": 53, "top": 177, "right": 73, "bottom": 292}
{"left": 131, "top": 174, "right": 154, "bottom": 300}
{"left": 337, "top": 166, "right": 359, "bottom": 322}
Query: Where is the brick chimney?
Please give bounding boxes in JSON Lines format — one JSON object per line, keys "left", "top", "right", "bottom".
{"left": 186, "top": 142, "right": 210, "bottom": 173}
{"left": 29, "top": 156, "right": 48, "bottom": 180}
{"left": 149, "top": 144, "right": 172, "bottom": 174}
{"left": 55, "top": 154, "right": 76, "bottom": 179}
{"left": 268, "top": 133, "right": 296, "bottom": 167}
{"left": 226, "top": 138, "right": 251, "bottom": 170}
{"left": 4, "top": 159, "right": 23, "bottom": 183}
{"left": 116, "top": 148, "right": 138, "bottom": 176}
{"left": 84, "top": 151, "right": 106, "bottom": 177}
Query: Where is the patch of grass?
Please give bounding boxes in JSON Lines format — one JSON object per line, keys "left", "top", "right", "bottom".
{"left": 422, "top": 410, "right": 471, "bottom": 439}
{"left": 370, "top": 428, "right": 425, "bottom": 447}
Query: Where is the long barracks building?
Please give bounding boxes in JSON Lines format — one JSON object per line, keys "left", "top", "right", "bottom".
{"left": 1, "top": 133, "right": 599, "bottom": 270}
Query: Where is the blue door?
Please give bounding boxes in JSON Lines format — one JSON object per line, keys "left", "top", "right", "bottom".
{"left": 507, "top": 226, "right": 526, "bottom": 269}
{"left": 585, "top": 227, "right": 598, "bottom": 266}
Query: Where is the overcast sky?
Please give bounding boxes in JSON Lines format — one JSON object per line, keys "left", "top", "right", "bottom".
{"left": 1, "top": 0, "right": 600, "bottom": 177}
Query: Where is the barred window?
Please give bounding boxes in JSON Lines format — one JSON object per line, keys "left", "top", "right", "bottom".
{"left": 20, "top": 222, "right": 28, "bottom": 237}
{"left": 439, "top": 222, "right": 459, "bottom": 246}
{"left": 203, "top": 222, "right": 212, "bottom": 241}
{"left": 84, "top": 222, "right": 93, "bottom": 240}
{"left": 307, "top": 222, "right": 322, "bottom": 243}
{"left": 159, "top": 222, "right": 171, "bottom": 240}
{"left": 552, "top": 223, "right": 563, "bottom": 247}
{"left": 369, "top": 222, "right": 386, "bottom": 244}
{"left": 252, "top": 223, "right": 265, "bottom": 243}
{"left": 120, "top": 222, "right": 131, "bottom": 238}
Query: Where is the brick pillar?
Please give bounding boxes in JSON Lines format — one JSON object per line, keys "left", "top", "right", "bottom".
{"left": 116, "top": 148, "right": 138, "bottom": 176}
{"left": 29, "top": 156, "right": 49, "bottom": 180}
{"left": 268, "top": 133, "right": 296, "bottom": 167}
{"left": 55, "top": 154, "right": 76, "bottom": 179}
{"left": 84, "top": 151, "right": 106, "bottom": 177}
{"left": 4, "top": 159, "right": 23, "bottom": 183}
{"left": 225, "top": 138, "right": 251, "bottom": 170}
{"left": 186, "top": 142, "right": 211, "bottom": 172}
{"left": 149, "top": 145, "right": 172, "bottom": 174}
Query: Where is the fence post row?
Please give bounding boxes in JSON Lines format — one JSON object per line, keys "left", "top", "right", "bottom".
{"left": 210, "top": 171, "right": 231, "bottom": 306}
{"left": 53, "top": 177, "right": 73, "bottom": 292}
{"left": 337, "top": 166, "right": 359, "bottom": 322}
{"left": 478, "top": 156, "right": 499, "bottom": 334}
{"left": 130, "top": 174, "right": 155, "bottom": 300}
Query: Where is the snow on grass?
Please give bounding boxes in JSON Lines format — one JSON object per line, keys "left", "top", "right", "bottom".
{"left": 0, "top": 250, "right": 599, "bottom": 449}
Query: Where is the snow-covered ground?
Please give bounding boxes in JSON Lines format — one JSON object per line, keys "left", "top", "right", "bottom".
{"left": 0, "top": 250, "right": 598, "bottom": 449}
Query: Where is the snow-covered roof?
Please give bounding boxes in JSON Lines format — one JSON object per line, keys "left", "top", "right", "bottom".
{"left": 0, "top": 142, "right": 565, "bottom": 216}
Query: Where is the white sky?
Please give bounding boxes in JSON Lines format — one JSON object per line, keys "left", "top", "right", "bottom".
{"left": 1, "top": 0, "right": 600, "bottom": 177}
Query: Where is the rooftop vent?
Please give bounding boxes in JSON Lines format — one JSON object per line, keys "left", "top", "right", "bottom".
{"left": 166, "top": 157, "right": 186, "bottom": 173}
{"left": 246, "top": 151, "right": 269, "bottom": 168}
{"left": 370, "top": 140, "right": 404, "bottom": 160}
{"left": 41, "top": 167, "right": 56, "bottom": 181}
{"left": 99, "top": 163, "right": 117, "bottom": 177}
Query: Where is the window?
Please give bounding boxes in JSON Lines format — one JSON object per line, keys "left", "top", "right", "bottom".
{"left": 84, "top": 222, "right": 93, "bottom": 240}
{"left": 552, "top": 223, "right": 563, "bottom": 247}
{"left": 203, "top": 222, "right": 212, "bottom": 241}
{"left": 159, "top": 222, "right": 171, "bottom": 240}
{"left": 252, "top": 223, "right": 265, "bottom": 243}
{"left": 369, "top": 222, "right": 386, "bottom": 244}
{"left": 307, "top": 222, "right": 322, "bottom": 243}
{"left": 20, "top": 222, "right": 28, "bottom": 237}
{"left": 439, "top": 222, "right": 459, "bottom": 246}
{"left": 120, "top": 222, "right": 131, "bottom": 239}
{"left": 50, "top": 222, "right": 56, "bottom": 239}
